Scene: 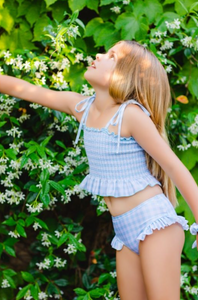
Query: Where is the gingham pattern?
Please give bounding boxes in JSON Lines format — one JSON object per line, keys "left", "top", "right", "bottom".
{"left": 111, "top": 193, "right": 189, "bottom": 254}
{"left": 75, "top": 95, "right": 161, "bottom": 197}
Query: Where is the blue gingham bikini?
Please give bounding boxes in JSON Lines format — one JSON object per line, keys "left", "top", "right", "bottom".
{"left": 74, "top": 95, "right": 189, "bottom": 254}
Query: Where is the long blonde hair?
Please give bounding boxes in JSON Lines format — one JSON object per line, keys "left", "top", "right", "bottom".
{"left": 109, "top": 40, "right": 177, "bottom": 207}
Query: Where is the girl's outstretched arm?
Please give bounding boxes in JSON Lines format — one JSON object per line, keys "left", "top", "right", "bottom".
{"left": 0, "top": 75, "right": 87, "bottom": 119}
{"left": 126, "top": 105, "right": 198, "bottom": 225}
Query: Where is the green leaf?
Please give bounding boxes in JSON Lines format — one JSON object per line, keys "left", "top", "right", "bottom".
{"left": 16, "top": 284, "right": 32, "bottom": 300}
{"left": 189, "top": 1, "right": 198, "bottom": 11}
{"left": 49, "top": 180, "right": 66, "bottom": 197}
{"left": 25, "top": 216, "right": 35, "bottom": 226}
{"left": 175, "top": 0, "right": 188, "bottom": 15}
{"left": 34, "top": 218, "right": 49, "bottom": 230}
{"left": 144, "top": 0, "right": 163, "bottom": 23}
{"left": 68, "top": 0, "right": 87, "bottom": 12}
{"left": 40, "top": 193, "right": 51, "bottom": 207}
{"left": 37, "top": 146, "right": 47, "bottom": 159}
{"left": 163, "top": 0, "right": 176, "bottom": 5}
{"left": 55, "top": 140, "right": 67, "bottom": 149}
{"left": 44, "top": 0, "right": 58, "bottom": 7}
{"left": 16, "top": 224, "right": 27, "bottom": 237}
{"left": 26, "top": 145, "right": 37, "bottom": 156}
{"left": 21, "top": 271, "right": 34, "bottom": 282}
{"left": 40, "top": 135, "right": 52, "bottom": 147}
{"left": 73, "top": 163, "right": 88, "bottom": 174}
{"left": 90, "top": 288, "right": 105, "bottom": 297}
{"left": 40, "top": 168, "right": 50, "bottom": 184}
{"left": 94, "top": 22, "right": 120, "bottom": 50}
{"left": 2, "top": 217, "right": 16, "bottom": 226}
{"left": 30, "top": 285, "right": 39, "bottom": 300}
{"left": 3, "top": 269, "right": 17, "bottom": 277}
{"left": 0, "top": 7, "right": 14, "bottom": 33}
{"left": 18, "top": 219, "right": 25, "bottom": 226}
{"left": 84, "top": 17, "right": 103, "bottom": 37}
{"left": 25, "top": 1, "right": 41, "bottom": 26}
{"left": 4, "top": 238, "right": 18, "bottom": 246}
{"left": 98, "top": 273, "right": 110, "bottom": 284}
{"left": 33, "top": 15, "right": 51, "bottom": 42}
{"left": 87, "top": 0, "right": 99, "bottom": 12}
{"left": 0, "top": 121, "right": 6, "bottom": 127}
{"left": 4, "top": 274, "right": 16, "bottom": 288}
{"left": 115, "top": 13, "right": 140, "bottom": 40}
{"left": 100, "top": 0, "right": 118, "bottom": 5}
{"left": 57, "top": 233, "right": 69, "bottom": 247}
{"left": 74, "top": 288, "right": 87, "bottom": 295}
{"left": 5, "top": 245, "right": 16, "bottom": 257}
{"left": 54, "top": 278, "right": 68, "bottom": 286}
{"left": 5, "top": 148, "right": 17, "bottom": 160}
{"left": 188, "top": 67, "right": 198, "bottom": 97}
{"left": 20, "top": 155, "right": 29, "bottom": 169}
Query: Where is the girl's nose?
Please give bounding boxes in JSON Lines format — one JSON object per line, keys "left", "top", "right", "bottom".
{"left": 96, "top": 53, "right": 102, "bottom": 60}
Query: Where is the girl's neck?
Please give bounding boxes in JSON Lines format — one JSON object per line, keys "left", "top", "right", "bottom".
{"left": 92, "top": 89, "right": 118, "bottom": 113}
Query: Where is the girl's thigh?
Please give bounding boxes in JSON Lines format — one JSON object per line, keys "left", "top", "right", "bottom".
{"left": 116, "top": 246, "right": 148, "bottom": 300}
{"left": 139, "top": 223, "right": 185, "bottom": 300}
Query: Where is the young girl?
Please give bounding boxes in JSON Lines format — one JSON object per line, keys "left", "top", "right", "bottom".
{"left": 0, "top": 40, "right": 198, "bottom": 300}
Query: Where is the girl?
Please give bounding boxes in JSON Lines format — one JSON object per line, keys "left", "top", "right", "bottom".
{"left": 0, "top": 40, "right": 198, "bottom": 300}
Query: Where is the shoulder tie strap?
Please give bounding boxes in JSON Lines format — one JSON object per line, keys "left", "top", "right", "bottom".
{"left": 74, "top": 94, "right": 95, "bottom": 144}
{"left": 106, "top": 99, "right": 150, "bottom": 153}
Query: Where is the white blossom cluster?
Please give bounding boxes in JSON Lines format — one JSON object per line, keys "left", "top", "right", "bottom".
{"left": 0, "top": 95, "right": 16, "bottom": 116}
{"left": 1, "top": 279, "right": 11, "bottom": 288}
{"left": 110, "top": 6, "right": 121, "bottom": 14}
{"left": 0, "top": 189, "right": 25, "bottom": 205}
{"left": 180, "top": 267, "right": 198, "bottom": 296}
{"left": 165, "top": 19, "right": 181, "bottom": 30}
{"left": 63, "top": 243, "right": 77, "bottom": 254}
{"left": 105, "top": 291, "right": 120, "bottom": 300}
{"left": 36, "top": 256, "right": 67, "bottom": 270}
{"left": 81, "top": 84, "right": 95, "bottom": 96}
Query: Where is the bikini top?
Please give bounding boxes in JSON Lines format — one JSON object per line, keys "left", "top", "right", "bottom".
{"left": 74, "top": 94, "right": 161, "bottom": 197}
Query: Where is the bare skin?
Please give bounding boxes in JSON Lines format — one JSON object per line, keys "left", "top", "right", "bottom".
{"left": 0, "top": 43, "right": 198, "bottom": 299}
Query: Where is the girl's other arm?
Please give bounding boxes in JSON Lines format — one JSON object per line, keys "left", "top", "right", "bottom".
{"left": 126, "top": 105, "right": 198, "bottom": 224}
{"left": 0, "top": 75, "right": 87, "bottom": 119}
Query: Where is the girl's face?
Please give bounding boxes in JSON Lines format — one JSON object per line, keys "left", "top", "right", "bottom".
{"left": 84, "top": 44, "right": 121, "bottom": 89}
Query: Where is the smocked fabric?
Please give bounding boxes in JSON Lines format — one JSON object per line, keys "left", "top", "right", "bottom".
{"left": 75, "top": 94, "right": 161, "bottom": 197}
{"left": 111, "top": 194, "right": 189, "bottom": 254}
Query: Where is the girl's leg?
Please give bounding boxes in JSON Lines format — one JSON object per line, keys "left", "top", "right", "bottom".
{"left": 139, "top": 223, "right": 185, "bottom": 300}
{"left": 116, "top": 246, "right": 148, "bottom": 300}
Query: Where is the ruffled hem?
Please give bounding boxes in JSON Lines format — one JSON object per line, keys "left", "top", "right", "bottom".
{"left": 111, "top": 236, "right": 124, "bottom": 251}
{"left": 79, "top": 174, "right": 161, "bottom": 197}
{"left": 137, "top": 215, "right": 189, "bottom": 241}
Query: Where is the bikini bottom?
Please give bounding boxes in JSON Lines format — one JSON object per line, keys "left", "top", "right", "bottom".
{"left": 111, "top": 193, "right": 189, "bottom": 255}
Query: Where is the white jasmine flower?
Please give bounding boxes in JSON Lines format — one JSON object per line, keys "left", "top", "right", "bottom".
{"left": 74, "top": 53, "right": 84, "bottom": 63}
{"left": 160, "top": 40, "right": 173, "bottom": 50}
{"left": 63, "top": 244, "right": 77, "bottom": 254}
{"left": 192, "top": 265, "right": 198, "bottom": 271}
{"left": 6, "top": 127, "right": 22, "bottom": 138}
{"left": 8, "top": 230, "right": 20, "bottom": 238}
{"left": 33, "top": 222, "right": 42, "bottom": 231}
{"left": 177, "top": 144, "right": 191, "bottom": 151}
{"left": 23, "top": 61, "right": 31, "bottom": 72}
{"left": 3, "top": 51, "right": 11, "bottom": 58}
{"left": 123, "top": 0, "right": 130, "bottom": 4}
{"left": 165, "top": 65, "right": 172, "bottom": 73}
{"left": 38, "top": 291, "right": 48, "bottom": 299}
{"left": 54, "top": 257, "right": 67, "bottom": 268}
{"left": 36, "top": 258, "right": 51, "bottom": 270}
{"left": 55, "top": 230, "right": 61, "bottom": 238}
{"left": 26, "top": 202, "right": 44, "bottom": 213}
{"left": 41, "top": 77, "right": 46, "bottom": 85}
{"left": 34, "top": 61, "right": 40, "bottom": 69}
{"left": 67, "top": 25, "right": 79, "bottom": 37}
{"left": 1, "top": 279, "right": 11, "bottom": 288}
{"left": 192, "top": 140, "right": 198, "bottom": 148}
{"left": 181, "top": 36, "right": 193, "bottom": 48}
{"left": 110, "top": 271, "right": 117, "bottom": 278}
{"left": 110, "top": 6, "right": 121, "bottom": 13}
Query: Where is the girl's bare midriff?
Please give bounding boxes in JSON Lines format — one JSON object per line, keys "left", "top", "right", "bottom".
{"left": 104, "top": 184, "right": 163, "bottom": 217}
